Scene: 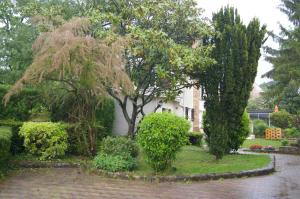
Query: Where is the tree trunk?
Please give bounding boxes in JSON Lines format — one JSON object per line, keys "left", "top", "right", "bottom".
{"left": 128, "top": 103, "right": 138, "bottom": 137}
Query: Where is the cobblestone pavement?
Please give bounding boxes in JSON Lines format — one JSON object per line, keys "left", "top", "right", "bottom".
{"left": 0, "top": 154, "right": 300, "bottom": 199}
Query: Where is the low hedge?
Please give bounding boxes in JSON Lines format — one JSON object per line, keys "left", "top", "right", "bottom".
{"left": 0, "top": 126, "right": 12, "bottom": 176}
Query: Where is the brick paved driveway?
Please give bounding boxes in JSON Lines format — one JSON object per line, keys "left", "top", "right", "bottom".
{"left": 0, "top": 154, "right": 300, "bottom": 199}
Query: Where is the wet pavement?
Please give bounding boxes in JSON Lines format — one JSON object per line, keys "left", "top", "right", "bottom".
{"left": 0, "top": 154, "right": 299, "bottom": 199}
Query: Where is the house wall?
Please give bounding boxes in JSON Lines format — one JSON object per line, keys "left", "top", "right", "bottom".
{"left": 112, "top": 87, "right": 205, "bottom": 135}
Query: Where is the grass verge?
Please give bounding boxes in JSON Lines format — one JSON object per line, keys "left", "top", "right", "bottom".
{"left": 242, "top": 138, "right": 282, "bottom": 149}
{"left": 132, "top": 145, "right": 271, "bottom": 176}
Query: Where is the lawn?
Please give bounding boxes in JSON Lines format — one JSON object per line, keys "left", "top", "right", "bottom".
{"left": 242, "top": 138, "right": 282, "bottom": 149}
{"left": 132, "top": 146, "right": 271, "bottom": 176}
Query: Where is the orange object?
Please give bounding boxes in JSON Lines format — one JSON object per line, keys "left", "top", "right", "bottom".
{"left": 265, "top": 128, "right": 282, "bottom": 140}
{"left": 274, "top": 105, "right": 279, "bottom": 112}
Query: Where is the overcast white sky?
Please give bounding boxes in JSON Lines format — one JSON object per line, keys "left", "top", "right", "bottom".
{"left": 197, "top": 0, "right": 290, "bottom": 86}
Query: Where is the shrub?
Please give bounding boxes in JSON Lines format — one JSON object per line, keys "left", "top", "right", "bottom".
{"left": 187, "top": 132, "right": 203, "bottom": 146}
{"left": 0, "top": 120, "right": 24, "bottom": 154}
{"left": 0, "top": 127, "right": 12, "bottom": 164}
{"left": 253, "top": 119, "right": 268, "bottom": 137}
{"left": 249, "top": 144, "right": 263, "bottom": 150}
{"left": 137, "top": 112, "right": 190, "bottom": 172}
{"left": 0, "top": 85, "right": 42, "bottom": 121}
{"left": 100, "top": 136, "right": 139, "bottom": 158}
{"left": 281, "top": 139, "right": 289, "bottom": 146}
{"left": 93, "top": 154, "right": 136, "bottom": 172}
{"left": 263, "top": 145, "right": 275, "bottom": 151}
{"left": 0, "top": 126, "right": 12, "bottom": 177}
{"left": 19, "top": 122, "right": 68, "bottom": 160}
{"left": 271, "top": 110, "right": 293, "bottom": 129}
{"left": 284, "top": 127, "right": 300, "bottom": 138}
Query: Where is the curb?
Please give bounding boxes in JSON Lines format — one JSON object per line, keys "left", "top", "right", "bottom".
{"left": 93, "top": 155, "right": 276, "bottom": 182}
{"left": 243, "top": 149, "right": 300, "bottom": 155}
{"left": 12, "top": 161, "right": 81, "bottom": 168}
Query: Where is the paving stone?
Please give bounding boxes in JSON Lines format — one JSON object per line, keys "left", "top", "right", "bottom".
{"left": 0, "top": 154, "right": 300, "bottom": 198}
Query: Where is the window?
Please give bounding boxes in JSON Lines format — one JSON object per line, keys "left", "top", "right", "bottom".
{"left": 185, "top": 107, "right": 189, "bottom": 120}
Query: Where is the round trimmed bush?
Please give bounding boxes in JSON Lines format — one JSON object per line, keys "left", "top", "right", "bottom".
{"left": 137, "top": 112, "right": 190, "bottom": 172}
{"left": 19, "top": 122, "right": 68, "bottom": 160}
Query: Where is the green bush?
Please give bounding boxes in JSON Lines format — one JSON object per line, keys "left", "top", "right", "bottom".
{"left": 187, "top": 132, "right": 203, "bottom": 146}
{"left": 93, "top": 154, "right": 136, "bottom": 172}
{"left": 284, "top": 127, "right": 300, "bottom": 138}
{"left": 0, "top": 127, "right": 12, "bottom": 176}
{"left": 0, "top": 127, "right": 12, "bottom": 162}
{"left": 0, "top": 120, "right": 24, "bottom": 154}
{"left": 100, "top": 136, "right": 139, "bottom": 158}
{"left": 0, "top": 85, "right": 42, "bottom": 121}
{"left": 137, "top": 112, "right": 190, "bottom": 172}
{"left": 271, "top": 110, "right": 293, "bottom": 129}
{"left": 19, "top": 122, "right": 68, "bottom": 160}
{"left": 253, "top": 119, "right": 268, "bottom": 137}
{"left": 281, "top": 139, "right": 289, "bottom": 146}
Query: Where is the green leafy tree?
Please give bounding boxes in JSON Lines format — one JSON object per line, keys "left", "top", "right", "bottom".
{"left": 200, "top": 7, "right": 266, "bottom": 159}
{"left": 88, "top": 0, "right": 214, "bottom": 136}
{"left": 4, "top": 18, "right": 133, "bottom": 155}
{"left": 264, "top": 0, "right": 300, "bottom": 113}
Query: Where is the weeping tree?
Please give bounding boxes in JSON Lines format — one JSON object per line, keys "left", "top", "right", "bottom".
{"left": 3, "top": 18, "right": 133, "bottom": 155}
{"left": 200, "top": 7, "right": 266, "bottom": 159}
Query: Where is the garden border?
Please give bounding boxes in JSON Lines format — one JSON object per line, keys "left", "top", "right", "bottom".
{"left": 13, "top": 155, "right": 276, "bottom": 182}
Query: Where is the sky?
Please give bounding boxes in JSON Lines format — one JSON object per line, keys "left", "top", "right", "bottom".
{"left": 196, "top": 0, "right": 290, "bottom": 87}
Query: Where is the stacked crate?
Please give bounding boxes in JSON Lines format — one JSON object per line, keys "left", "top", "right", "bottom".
{"left": 265, "top": 128, "right": 282, "bottom": 140}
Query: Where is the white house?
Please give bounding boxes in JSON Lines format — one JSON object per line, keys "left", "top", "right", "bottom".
{"left": 112, "top": 86, "right": 205, "bottom": 135}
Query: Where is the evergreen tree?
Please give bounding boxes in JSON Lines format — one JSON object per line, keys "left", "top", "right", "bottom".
{"left": 264, "top": 0, "right": 300, "bottom": 114}
{"left": 201, "top": 7, "right": 266, "bottom": 159}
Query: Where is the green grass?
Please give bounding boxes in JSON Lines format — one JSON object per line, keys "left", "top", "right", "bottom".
{"left": 242, "top": 138, "right": 282, "bottom": 149}
{"left": 132, "top": 146, "right": 271, "bottom": 176}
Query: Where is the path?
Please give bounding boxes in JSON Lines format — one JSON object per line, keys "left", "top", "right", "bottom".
{"left": 0, "top": 154, "right": 299, "bottom": 199}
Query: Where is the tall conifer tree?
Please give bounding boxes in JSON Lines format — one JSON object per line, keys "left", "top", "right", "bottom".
{"left": 201, "top": 7, "right": 266, "bottom": 159}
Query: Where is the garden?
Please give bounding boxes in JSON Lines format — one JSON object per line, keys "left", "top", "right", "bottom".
{"left": 0, "top": 0, "right": 289, "bottom": 181}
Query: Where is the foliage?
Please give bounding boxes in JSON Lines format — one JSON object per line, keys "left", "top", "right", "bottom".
{"left": 263, "top": 0, "right": 300, "bottom": 113}
{"left": 0, "top": 127, "right": 12, "bottom": 166}
{"left": 4, "top": 18, "right": 133, "bottom": 156}
{"left": 0, "top": 85, "right": 42, "bottom": 121}
{"left": 228, "top": 111, "right": 251, "bottom": 151}
{"left": 250, "top": 144, "right": 263, "bottom": 150}
{"left": 93, "top": 153, "right": 136, "bottom": 172}
{"left": 200, "top": 7, "right": 266, "bottom": 159}
{"left": 271, "top": 110, "right": 293, "bottom": 129}
{"left": 88, "top": 0, "right": 214, "bottom": 136}
{"left": 137, "top": 112, "right": 190, "bottom": 172}
{"left": 0, "top": 0, "right": 38, "bottom": 84}
{"left": 19, "top": 122, "right": 68, "bottom": 160}
{"left": 0, "top": 120, "right": 24, "bottom": 154}
{"left": 253, "top": 119, "right": 269, "bottom": 137}
{"left": 100, "top": 136, "right": 139, "bottom": 158}
{"left": 187, "top": 132, "right": 203, "bottom": 146}
{"left": 281, "top": 139, "right": 289, "bottom": 146}
{"left": 284, "top": 127, "right": 300, "bottom": 138}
